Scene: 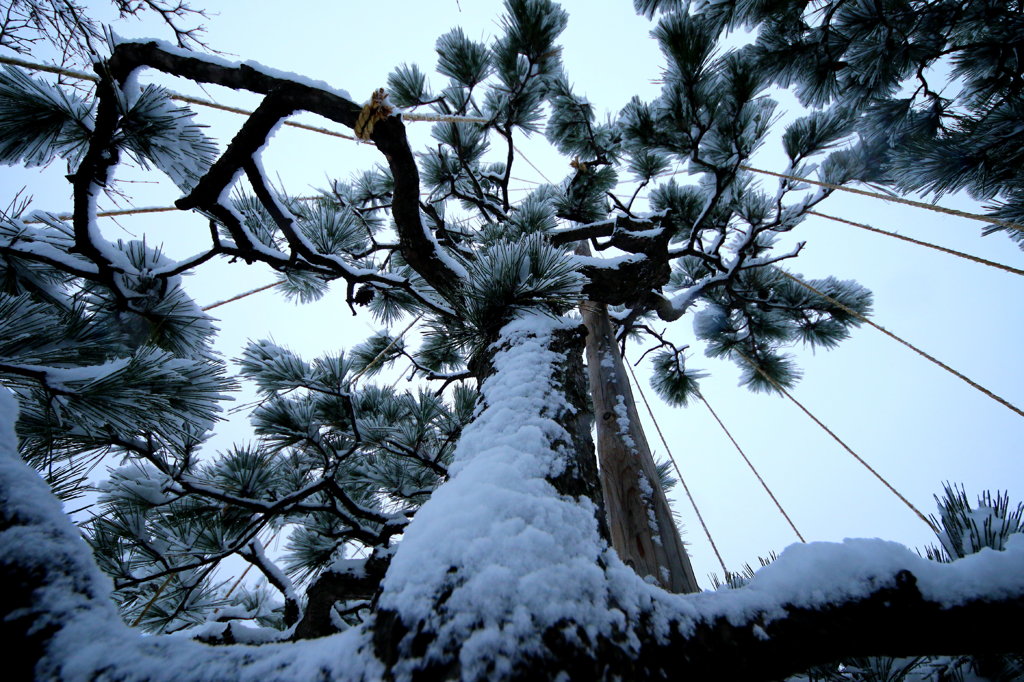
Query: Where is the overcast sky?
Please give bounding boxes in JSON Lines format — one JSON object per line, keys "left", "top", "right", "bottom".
{"left": 3, "top": 0, "right": 1022, "bottom": 585}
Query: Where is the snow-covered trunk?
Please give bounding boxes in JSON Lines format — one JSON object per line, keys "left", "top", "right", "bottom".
{"left": 580, "top": 301, "right": 699, "bottom": 594}
{"left": 4, "top": 316, "right": 1024, "bottom": 680}
{"left": 369, "top": 313, "right": 630, "bottom": 679}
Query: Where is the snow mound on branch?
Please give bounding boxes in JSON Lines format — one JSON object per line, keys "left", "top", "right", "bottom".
{"left": 3, "top": 312, "right": 1023, "bottom": 680}
{"left": 0, "top": 387, "right": 380, "bottom": 680}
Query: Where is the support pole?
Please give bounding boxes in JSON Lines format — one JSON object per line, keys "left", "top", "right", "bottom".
{"left": 581, "top": 300, "right": 699, "bottom": 593}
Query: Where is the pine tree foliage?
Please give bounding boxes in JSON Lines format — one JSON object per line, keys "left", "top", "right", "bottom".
{"left": 927, "top": 484, "right": 1024, "bottom": 562}
{"left": 692, "top": 0, "right": 1024, "bottom": 247}
{"left": 0, "top": 64, "right": 217, "bottom": 183}
{"left": 0, "top": 0, "right": 1021, "bottom": 677}
{"left": 0, "top": 0, "right": 891, "bottom": 638}
{"left": 0, "top": 205, "right": 232, "bottom": 502}
{"left": 0, "top": 65, "right": 93, "bottom": 166}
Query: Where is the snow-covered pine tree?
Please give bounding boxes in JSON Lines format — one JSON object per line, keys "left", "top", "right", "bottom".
{"left": 1, "top": 1, "right": 1022, "bottom": 680}
{"left": 687, "top": 0, "right": 1024, "bottom": 247}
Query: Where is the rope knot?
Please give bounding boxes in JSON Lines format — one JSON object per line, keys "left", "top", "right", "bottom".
{"left": 570, "top": 157, "right": 590, "bottom": 173}
{"left": 354, "top": 88, "right": 393, "bottom": 140}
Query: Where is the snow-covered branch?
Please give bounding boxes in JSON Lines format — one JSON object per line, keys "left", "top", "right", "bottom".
{"left": 3, "top": 328, "right": 1024, "bottom": 679}
{"left": 104, "top": 40, "right": 465, "bottom": 308}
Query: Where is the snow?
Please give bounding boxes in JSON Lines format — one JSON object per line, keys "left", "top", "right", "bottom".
{"left": 2, "top": 316, "right": 1024, "bottom": 678}
{"left": 635, "top": 469, "right": 662, "bottom": 546}
{"left": 217, "top": 165, "right": 291, "bottom": 263}
{"left": 612, "top": 393, "right": 638, "bottom": 452}
{"left": 99, "top": 461, "right": 177, "bottom": 506}
{"left": 569, "top": 252, "right": 646, "bottom": 268}
{"left": 3, "top": 215, "right": 101, "bottom": 275}
{"left": 693, "top": 304, "right": 729, "bottom": 340}
{"left": 420, "top": 216, "right": 470, "bottom": 280}
{"left": 111, "top": 37, "right": 354, "bottom": 103}
{"left": 118, "top": 83, "right": 217, "bottom": 191}
{"left": 85, "top": 181, "right": 136, "bottom": 272}
{"left": 378, "top": 312, "right": 632, "bottom": 678}
{"left": 248, "top": 538, "right": 298, "bottom": 606}
{"left": 241, "top": 61, "right": 354, "bottom": 102}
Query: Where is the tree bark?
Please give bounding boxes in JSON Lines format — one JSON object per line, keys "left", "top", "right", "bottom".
{"left": 581, "top": 299, "right": 700, "bottom": 594}
{"left": 4, "top": 329, "right": 1024, "bottom": 681}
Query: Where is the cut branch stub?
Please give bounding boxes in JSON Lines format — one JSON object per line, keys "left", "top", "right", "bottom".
{"left": 560, "top": 215, "right": 676, "bottom": 310}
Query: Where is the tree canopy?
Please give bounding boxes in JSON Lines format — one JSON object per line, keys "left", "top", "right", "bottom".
{"left": 0, "top": 0, "right": 1022, "bottom": 679}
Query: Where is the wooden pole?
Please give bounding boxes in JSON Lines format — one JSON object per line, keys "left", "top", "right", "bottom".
{"left": 580, "top": 299, "right": 699, "bottom": 593}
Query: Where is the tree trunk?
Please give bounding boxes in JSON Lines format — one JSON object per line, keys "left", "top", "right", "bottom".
{"left": 581, "top": 300, "right": 700, "bottom": 594}
{"left": 5, "top": 322, "right": 1024, "bottom": 681}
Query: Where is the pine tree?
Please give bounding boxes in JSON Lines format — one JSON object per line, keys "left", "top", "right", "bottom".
{"left": 1, "top": 1, "right": 1022, "bottom": 680}
{"left": 689, "top": 0, "right": 1024, "bottom": 247}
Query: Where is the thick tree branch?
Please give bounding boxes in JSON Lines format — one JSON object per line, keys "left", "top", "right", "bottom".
{"left": 104, "top": 41, "right": 463, "bottom": 307}
{"left": 641, "top": 568, "right": 1024, "bottom": 680}
{"left": 291, "top": 552, "right": 391, "bottom": 640}
{"left": 238, "top": 539, "right": 299, "bottom": 627}
{"left": 4, "top": 348, "right": 1024, "bottom": 679}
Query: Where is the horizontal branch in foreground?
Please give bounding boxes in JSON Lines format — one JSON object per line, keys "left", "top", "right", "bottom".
{"left": 3, "top": 364, "right": 1023, "bottom": 679}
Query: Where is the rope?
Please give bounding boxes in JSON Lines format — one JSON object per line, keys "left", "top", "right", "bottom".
{"left": 0, "top": 56, "right": 488, "bottom": 143}
{"left": 778, "top": 270, "right": 1024, "bottom": 419}
{"left": 742, "top": 165, "right": 1024, "bottom": 235}
{"left": 170, "top": 93, "right": 364, "bottom": 142}
{"left": 0, "top": 53, "right": 97, "bottom": 81}
{"left": 513, "top": 143, "right": 555, "bottom": 185}
{"left": 622, "top": 358, "right": 729, "bottom": 574}
{"left": 402, "top": 112, "right": 488, "bottom": 124}
{"left": 696, "top": 391, "right": 806, "bottom": 542}
{"left": 0, "top": 54, "right": 366, "bottom": 143}
{"left": 202, "top": 281, "right": 281, "bottom": 311}
{"left": 733, "top": 348, "right": 938, "bottom": 533}
{"left": 809, "top": 210, "right": 1024, "bottom": 278}
{"left": 130, "top": 574, "right": 174, "bottom": 627}
{"left": 220, "top": 529, "right": 281, "bottom": 602}
{"left": 25, "top": 205, "right": 181, "bottom": 223}
{"left": 10, "top": 54, "right": 1022, "bottom": 242}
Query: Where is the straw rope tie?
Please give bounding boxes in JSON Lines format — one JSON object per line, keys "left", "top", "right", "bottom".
{"left": 354, "top": 88, "right": 393, "bottom": 141}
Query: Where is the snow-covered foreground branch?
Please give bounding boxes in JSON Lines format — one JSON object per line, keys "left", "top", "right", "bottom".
{"left": 2, "top": 314, "right": 1023, "bottom": 680}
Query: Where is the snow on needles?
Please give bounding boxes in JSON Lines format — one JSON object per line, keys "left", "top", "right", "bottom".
{"left": 0, "top": 387, "right": 380, "bottom": 681}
